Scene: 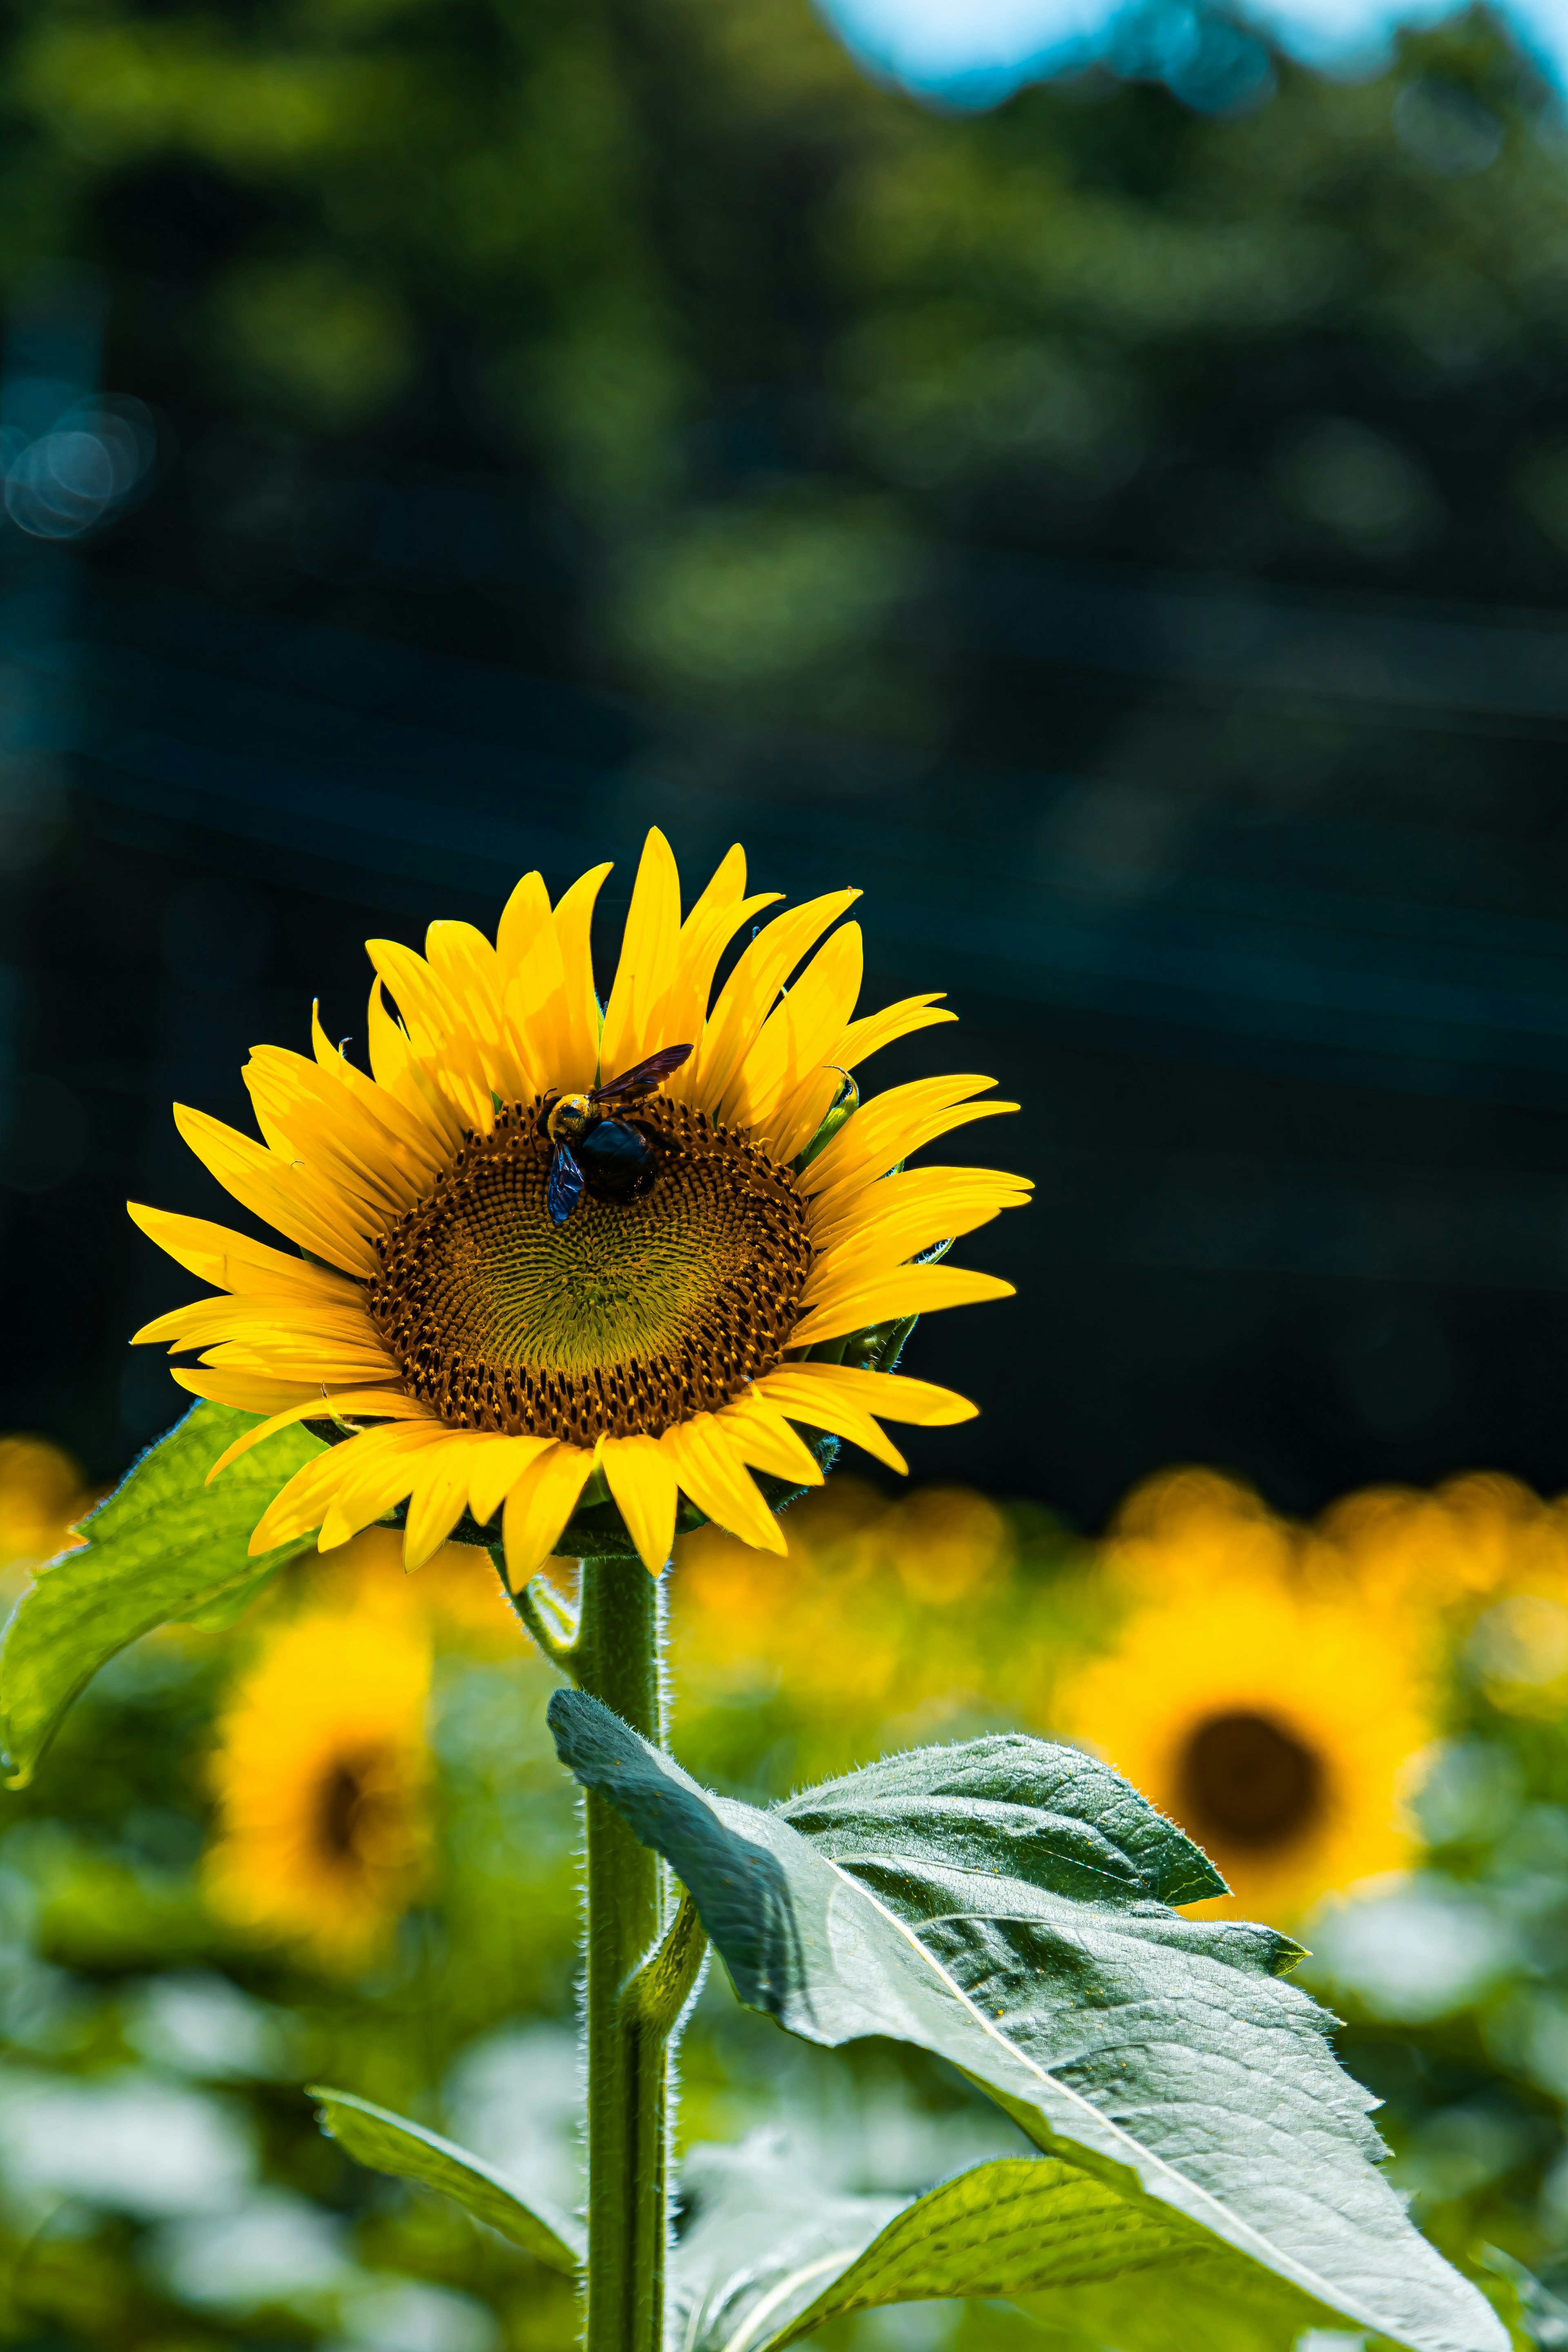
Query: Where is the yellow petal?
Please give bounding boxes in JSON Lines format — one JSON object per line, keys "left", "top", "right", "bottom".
{"left": 403, "top": 1442, "right": 481, "bottom": 1570}
{"left": 171, "top": 1368, "right": 326, "bottom": 1415}
{"left": 799, "top": 1076, "right": 1018, "bottom": 1208}
{"left": 791, "top": 1263, "right": 1014, "bottom": 1346}
{"left": 674, "top": 890, "right": 860, "bottom": 1117}
{"left": 600, "top": 828, "right": 683, "bottom": 1079}
{"left": 496, "top": 869, "right": 552, "bottom": 974}
{"left": 501, "top": 1444, "right": 596, "bottom": 1588}
{"left": 807, "top": 1165, "right": 1032, "bottom": 1259}
{"left": 366, "top": 978, "right": 466, "bottom": 1148}
{"left": 599, "top": 1434, "right": 680, "bottom": 1575}
{"left": 837, "top": 993, "right": 956, "bottom": 1068}
{"left": 207, "top": 1388, "right": 432, "bottom": 1480}
{"left": 661, "top": 1417, "right": 786, "bottom": 1554}
{"left": 750, "top": 1365, "right": 909, "bottom": 1475}
{"left": 765, "top": 1360, "right": 978, "bottom": 1426}
{"left": 551, "top": 862, "right": 613, "bottom": 1090}
{"left": 466, "top": 1433, "right": 558, "bottom": 1528}
{"left": 310, "top": 1003, "right": 450, "bottom": 1180}
{"left": 127, "top": 1202, "right": 361, "bottom": 1304}
{"left": 173, "top": 1105, "right": 381, "bottom": 1278}
{"left": 732, "top": 920, "right": 864, "bottom": 1153}
{"left": 715, "top": 1392, "right": 826, "bottom": 1486}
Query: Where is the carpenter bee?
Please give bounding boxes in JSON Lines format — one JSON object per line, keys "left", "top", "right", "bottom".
{"left": 544, "top": 1044, "right": 693, "bottom": 1224}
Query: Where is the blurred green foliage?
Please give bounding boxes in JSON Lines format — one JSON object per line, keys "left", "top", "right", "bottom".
{"left": 2, "top": 0, "right": 1565, "bottom": 720}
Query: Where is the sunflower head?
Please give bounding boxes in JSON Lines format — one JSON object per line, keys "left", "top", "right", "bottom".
{"left": 130, "top": 830, "right": 1030, "bottom": 1584}
{"left": 204, "top": 1603, "right": 432, "bottom": 1969}
{"left": 1058, "top": 1472, "right": 1436, "bottom": 1920}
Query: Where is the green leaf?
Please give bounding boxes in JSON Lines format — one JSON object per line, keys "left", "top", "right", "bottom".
{"left": 756, "top": 2158, "right": 1333, "bottom": 2352}
{"left": 548, "top": 1694, "right": 1507, "bottom": 2352}
{"left": 0, "top": 1403, "right": 322, "bottom": 1786}
{"left": 672, "top": 2133, "right": 904, "bottom": 2352}
{"left": 311, "top": 2086, "right": 584, "bottom": 2275}
{"left": 780, "top": 1733, "right": 1228, "bottom": 1907}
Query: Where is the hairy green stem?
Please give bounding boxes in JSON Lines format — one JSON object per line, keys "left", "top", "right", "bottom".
{"left": 572, "top": 1555, "right": 670, "bottom": 2352}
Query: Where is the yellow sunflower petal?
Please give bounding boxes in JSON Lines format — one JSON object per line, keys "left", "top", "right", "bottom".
{"left": 732, "top": 919, "right": 864, "bottom": 1152}
{"left": 715, "top": 1391, "right": 827, "bottom": 1486}
{"left": 207, "top": 1389, "right": 432, "bottom": 1481}
{"left": 791, "top": 1263, "right": 1015, "bottom": 1346}
{"left": 807, "top": 1166, "right": 1032, "bottom": 1259}
{"left": 368, "top": 939, "right": 496, "bottom": 1132}
{"left": 797, "top": 1074, "right": 1015, "bottom": 1202}
{"left": 253, "top": 1422, "right": 448, "bottom": 1555}
{"left": 765, "top": 1361, "right": 978, "bottom": 1426}
{"left": 466, "top": 1434, "right": 558, "bottom": 1529}
{"left": 243, "top": 1046, "right": 426, "bottom": 1223}
{"left": 126, "top": 1203, "right": 360, "bottom": 1304}
{"left": 366, "top": 978, "right": 466, "bottom": 1149}
{"left": 599, "top": 1434, "right": 681, "bottom": 1575}
{"left": 658, "top": 864, "right": 784, "bottom": 1054}
{"left": 675, "top": 890, "right": 860, "bottom": 1116}
{"left": 660, "top": 1417, "right": 787, "bottom": 1554}
{"left": 750, "top": 1365, "right": 910, "bottom": 1475}
{"left": 174, "top": 1105, "right": 381, "bottom": 1278}
{"left": 403, "top": 1443, "right": 481, "bottom": 1571}
{"left": 600, "top": 827, "right": 683, "bottom": 1080}
{"left": 496, "top": 868, "right": 551, "bottom": 971}
{"left": 501, "top": 1444, "right": 596, "bottom": 1588}
{"left": 132, "top": 1295, "right": 384, "bottom": 1352}
{"left": 172, "top": 1368, "right": 323, "bottom": 1415}
{"left": 551, "top": 862, "right": 614, "bottom": 1089}
{"left": 837, "top": 993, "right": 956, "bottom": 1068}
{"left": 311, "top": 1006, "right": 451, "bottom": 1183}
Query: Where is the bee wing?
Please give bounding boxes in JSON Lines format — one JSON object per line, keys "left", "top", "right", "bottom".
{"left": 591, "top": 1042, "right": 693, "bottom": 1103}
{"left": 548, "top": 1143, "right": 585, "bottom": 1225}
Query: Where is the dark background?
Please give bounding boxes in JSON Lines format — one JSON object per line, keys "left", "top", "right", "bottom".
{"left": 4, "top": 0, "right": 1568, "bottom": 1526}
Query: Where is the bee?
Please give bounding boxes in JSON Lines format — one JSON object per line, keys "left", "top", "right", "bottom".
{"left": 544, "top": 1044, "right": 694, "bottom": 1224}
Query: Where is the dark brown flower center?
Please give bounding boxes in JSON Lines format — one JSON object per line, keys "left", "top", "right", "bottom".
{"left": 1178, "top": 1709, "right": 1323, "bottom": 1850}
{"left": 368, "top": 1096, "right": 812, "bottom": 1445}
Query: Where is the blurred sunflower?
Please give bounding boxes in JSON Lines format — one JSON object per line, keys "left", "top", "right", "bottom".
{"left": 1057, "top": 1471, "right": 1436, "bottom": 1921}
{"left": 0, "top": 1434, "right": 91, "bottom": 1581}
{"left": 129, "top": 828, "right": 1029, "bottom": 1580}
{"left": 205, "top": 1603, "right": 432, "bottom": 1968}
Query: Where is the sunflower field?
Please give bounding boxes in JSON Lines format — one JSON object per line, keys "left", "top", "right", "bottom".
{"left": 0, "top": 1426, "right": 1561, "bottom": 2349}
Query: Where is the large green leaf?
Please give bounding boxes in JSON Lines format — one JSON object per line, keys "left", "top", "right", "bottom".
{"left": 672, "top": 2134, "right": 904, "bottom": 2352}
{"left": 0, "top": 1403, "right": 322, "bottom": 1786}
{"left": 548, "top": 1694, "right": 1507, "bottom": 2352}
{"left": 676, "top": 2143, "right": 1347, "bottom": 2352}
{"left": 311, "top": 2086, "right": 584, "bottom": 2275}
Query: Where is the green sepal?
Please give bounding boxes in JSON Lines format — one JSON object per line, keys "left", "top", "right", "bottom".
{"left": 793, "top": 1069, "right": 858, "bottom": 1171}
{"left": 310, "top": 2086, "right": 584, "bottom": 2275}
{"left": 548, "top": 1692, "right": 1507, "bottom": 2352}
{"left": 0, "top": 1403, "right": 323, "bottom": 1788}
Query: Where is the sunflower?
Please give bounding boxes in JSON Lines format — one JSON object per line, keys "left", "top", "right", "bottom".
{"left": 129, "top": 829, "right": 1029, "bottom": 1580}
{"left": 1056, "top": 1471, "right": 1435, "bottom": 1921}
{"left": 205, "top": 1601, "right": 432, "bottom": 1967}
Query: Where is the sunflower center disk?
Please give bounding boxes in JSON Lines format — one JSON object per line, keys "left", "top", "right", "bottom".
{"left": 1178, "top": 1708, "right": 1323, "bottom": 1849}
{"left": 368, "top": 1097, "right": 813, "bottom": 1445}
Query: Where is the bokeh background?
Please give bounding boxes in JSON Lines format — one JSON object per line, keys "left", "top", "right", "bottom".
{"left": 5, "top": 0, "right": 1568, "bottom": 2342}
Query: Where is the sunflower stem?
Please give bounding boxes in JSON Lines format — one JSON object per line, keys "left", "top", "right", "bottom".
{"left": 573, "top": 1554, "right": 670, "bottom": 2352}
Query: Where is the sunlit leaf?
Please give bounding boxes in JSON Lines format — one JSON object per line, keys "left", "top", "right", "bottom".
{"left": 0, "top": 1403, "right": 321, "bottom": 1786}
{"left": 549, "top": 1693, "right": 1507, "bottom": 2352}
{"left": 312, "top": 2086, "right": 584, "bottom": 2275}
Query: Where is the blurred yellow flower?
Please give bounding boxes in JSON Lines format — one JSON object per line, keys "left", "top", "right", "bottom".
{"left": 1057, "top": 1471, "right": 1436, "bottom": 1922}
{"left": 0, "top": 1434, "right": 91, "bottom": 1581}
{"left": 672, "top": 1477, "right": 1077, "bottom": 1778}
{"left": 205, "top": 1601, "right": 432, "bottom": 1969}
{"left": 293, "top": 1523, "right": 523, "bottom": 1655}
